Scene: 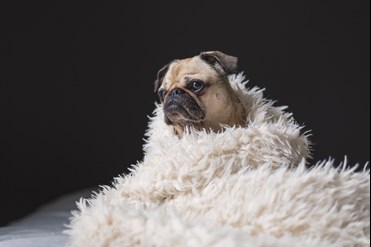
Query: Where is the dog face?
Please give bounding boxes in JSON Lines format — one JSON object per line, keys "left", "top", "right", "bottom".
{"left": 154, "top": 51, "right": 246, "bottom": 136}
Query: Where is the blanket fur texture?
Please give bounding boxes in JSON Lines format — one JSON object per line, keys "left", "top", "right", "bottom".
{"left": 66, "top": 74, "right": 370, "bottom": 247}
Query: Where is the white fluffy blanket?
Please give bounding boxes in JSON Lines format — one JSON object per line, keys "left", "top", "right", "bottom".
{"left": 66, "top": 74, "right": 370, "bottom": 247}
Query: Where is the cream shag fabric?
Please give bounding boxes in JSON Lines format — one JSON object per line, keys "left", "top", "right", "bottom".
{"left": 66, "top": 74, "right": 370, "bottom": 247}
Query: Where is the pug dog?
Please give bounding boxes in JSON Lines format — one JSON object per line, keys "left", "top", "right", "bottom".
{"left": 154, "top": 51, "right": 247, "bottom": 137}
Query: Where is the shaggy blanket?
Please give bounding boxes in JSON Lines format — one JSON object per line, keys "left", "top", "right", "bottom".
{"left": 66, "top": 74, "right": 370, "bottom": 247}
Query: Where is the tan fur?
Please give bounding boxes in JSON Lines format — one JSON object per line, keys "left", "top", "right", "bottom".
{"left": 159, "top": 55, "right": 246, "bottom": 136}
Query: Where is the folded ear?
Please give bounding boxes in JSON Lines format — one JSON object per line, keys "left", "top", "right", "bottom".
{"left": 154, "top": 63, "right": 170, "bottom": 92}
{"left": 200, "top": 51, "right": 238, "bottom": 75}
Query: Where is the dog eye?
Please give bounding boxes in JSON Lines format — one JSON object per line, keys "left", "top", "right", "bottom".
{"left": 189, "top": 80, "right": 204, "bottom": 93}
{"left": 158, "top": 90, "right": 167, "bottom": 102}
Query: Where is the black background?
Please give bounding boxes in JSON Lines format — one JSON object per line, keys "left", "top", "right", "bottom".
{"left": 0, "top": 1, "right": 369, "bottom": 226}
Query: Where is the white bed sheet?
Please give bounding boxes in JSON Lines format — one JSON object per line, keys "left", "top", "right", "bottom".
{"left": 0, "top": 188, "right": 94, "bottom": 247}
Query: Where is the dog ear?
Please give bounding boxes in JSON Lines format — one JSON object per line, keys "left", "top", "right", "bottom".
{"left": 154, "top": 63, "right": 170, "bottom": 92}
{"left": 200, "top": 51, "right": 238, "bottom": 75}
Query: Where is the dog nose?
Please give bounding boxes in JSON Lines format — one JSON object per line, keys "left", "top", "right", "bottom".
{"left": 170, "top": 88, "right": 184, "bottom": 97}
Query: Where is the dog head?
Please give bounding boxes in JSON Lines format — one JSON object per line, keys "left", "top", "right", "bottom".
{"left": 154, "top": 51, "right": 246, "bottom": 136}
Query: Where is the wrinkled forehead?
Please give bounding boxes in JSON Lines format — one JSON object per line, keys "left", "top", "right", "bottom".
{"left": 164, "top": 56, "right": 218, "bottom": 84}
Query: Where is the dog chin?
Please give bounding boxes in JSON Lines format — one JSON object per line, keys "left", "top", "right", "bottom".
{"left": 166, "top": 111, "right": 203, "bottom": 125}
{"left": 165, "top": 106, "right": 205, "bottom": 126}
{"left": 165, "top": 97, "right": 205, "bottom": 119}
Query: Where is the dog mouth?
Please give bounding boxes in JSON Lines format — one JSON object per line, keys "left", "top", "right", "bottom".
{"left": 164, "top": 97, "right": 205, "bottom": 126}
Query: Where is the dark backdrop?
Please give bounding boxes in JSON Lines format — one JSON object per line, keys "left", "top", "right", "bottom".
{"left": 0, "top": 1, "right": 369, "bottom": 226}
